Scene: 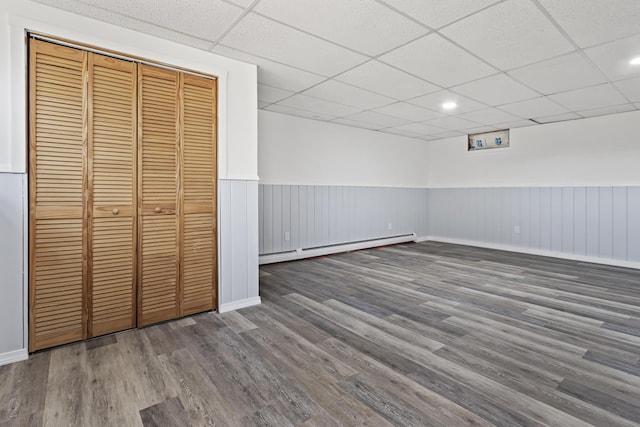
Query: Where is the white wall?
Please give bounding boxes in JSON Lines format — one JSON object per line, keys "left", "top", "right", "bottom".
{"left": 259, "top": 109, "right": 640, "bottom": 189}
{"left": 427, "top": 110, "right": 640, "bottom": 188}
{"left": 259, "top": 110, "right": 430, "bottom": 187}
{"left": 0, "top": 0, "right": 259, "bottom": 364}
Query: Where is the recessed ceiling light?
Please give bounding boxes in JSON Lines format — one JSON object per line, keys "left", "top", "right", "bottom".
{"left": 630, "top": 56, "right": 640, "bottom": 65}
{"left": 442, "top": 101, "right": 457, "bottom": 110}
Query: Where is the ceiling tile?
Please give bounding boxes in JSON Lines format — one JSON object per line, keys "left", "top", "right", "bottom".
{"left": 378, "top": 0, "right": 501, "bottom": 29}
{"left": 372, "top": 102, "right": 445, "bottom": 122}
{"left": 537, "top": 0, "right": 640, "bottom": 48}
{"left": 254, "top": 0, "right": 428, "bottom": 56}
{"left": 331, "top": 118, "right": 386, "bottom": 130}
{"left": 585, "top": 34, "right": 640, "bottom": 82}
{"left": 508, "top": 52, "right": 607, "bottom": 95}
{"left": 534, "top": 112, "right": 581, "bottom": 124}
{"left": 457, "top": 108, "right": 523, "bottom": 125}
{"left": 276, "top": 94, "right": 361, "bottom": 117}
{"left": 335, "top": 60, "right": 439, "bottom": 100}
{"left": 407, "top": 90, "right": 487, "bottom": 114}
{"left": 302, "top": 80, "right": 396, "bottom": 110}
{"left": 265, "top": 105, "right": 337, "bottom": 121}
{"left": 424, "top": 116, "right": 481, "bottom": 131}
{"left": 578, "top": 103, "right": 636, "bottom": 118}
{"left": 499, "top": 97, "right": 568, "bottom": 118}
{"left": 258, "top": 84, "right": 294, "bottom": 104}
{"left": 342, "top": 111, "right": 413, "bottom": 128}
{"left": 388, "top": 122, "right": 449, "bottom": 136}
{"left": 379, "top": 34, "right": 496, "bottom": 87}
{"left": 452, "top": 74, "right": 540, "bottom": 106}
{"left": 548, "top": 84, "right": 628, "bottom": 111}
{"left": 223, "top": 0, "right": 253, "bottom": 7}
{"left": 441, "top": 0, "right": 574, "bottom": 70}
{"left": 615, "top": 77, "right": 640, "bottom": 102}
{"left": 36, "top": 0, "right": 216, "bottom": 50}
{"left": 499, "top": 119, "right": 538, "bottom": 129}
{"left": 76, "top": 0, "right": 243, "bottom": 41}
{"left": 213, "top": 45, "right": 326, "bottom": 92}
{"left": 418, "top": 135, "right": 440, "bottom": 141}
{"left": 219, "top": 13, "right": 367, "bottom": 76}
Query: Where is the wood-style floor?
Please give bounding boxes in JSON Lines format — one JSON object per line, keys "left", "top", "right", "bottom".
{"left": 2, "top": 241, "right": 640, "bottom": 426}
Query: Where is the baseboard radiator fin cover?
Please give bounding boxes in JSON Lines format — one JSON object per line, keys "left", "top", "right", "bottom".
{"left": 259, "top": 233, "right": 417, "bottom": 265}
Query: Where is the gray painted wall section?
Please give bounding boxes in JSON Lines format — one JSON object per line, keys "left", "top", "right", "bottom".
{"left": 0, "top": 173, "right": 26, "bottom": 355}
{"left": 259, "top": 184, "right": 640, "bottom": 265}
{"left": 259, "top": 184, "right": 429, "bottom": 254}
{"left": 219, "top": 179, "right": 260, "bottom": 306}
{"left": 429, "top": 186, "right": 640, "bottom": 263}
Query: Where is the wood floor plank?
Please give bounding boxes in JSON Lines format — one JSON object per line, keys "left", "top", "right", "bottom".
{"left": 42, "top": 345, "right": 88, "bottom": 427}
{"left": 218, "top": 310, "right": 259, "bottom": 334}
{"left": 319, "top": 337, "right": 495, "bottom": 427}
{"left": 240, "top": 327, "right": 390, "bottom": 426}
{"left": 157, "top": 348, "right": 233, "bottom": 426}
{"left": 139, "top": 397, "right": 189, "bottom": 427}
{"left": 0, "top": 352, "right": 50, "bottom": 426}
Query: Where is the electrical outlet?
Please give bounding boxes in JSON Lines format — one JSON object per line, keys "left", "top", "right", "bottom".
{"left": 284, "top": 231, "right": 290, "bottom": 241}
{"left": 514, "top": 225, "right": 520, "bottom": 234}
{"left": 387, "top": 223, "right": 392, "bottom": 230}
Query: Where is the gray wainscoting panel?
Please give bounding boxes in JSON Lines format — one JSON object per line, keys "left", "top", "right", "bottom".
{"left": 259, "top": 185, "right": 429, "bottom": 255}
{"left": 259, "top": 185, "right": 640, "bottom": 264}
{"left": 0, "top": 173, "right": 26, "bottom": 355}
{"left": 629, "top": 187, "right": 640, "bottom": 261}
{"left": 429, "top": 186, "right": 640, "bottom": 263}
{"left": 219, "top": 179, "right": 260, "bottom": 305}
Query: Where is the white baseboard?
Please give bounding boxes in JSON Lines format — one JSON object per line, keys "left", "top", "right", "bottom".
{"left": 259, "top": 233, "right": 417, "bottom": 265}
{"left": 218, "top": 296, "right": 262, "bottom": 313}
{"left": 0, "top": 348, "right": 28, "bottom": 367}
{"left": 425, "top": 236, "right": 640, "bottom": 270}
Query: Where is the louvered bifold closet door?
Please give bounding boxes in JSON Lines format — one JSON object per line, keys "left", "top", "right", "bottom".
{"left": 182, "top": 75, "right": 217, "bottom": 315}
{"left": 89, "top": 55, "right": 137, "bottom": 337}
{"left": 138, "top": 64, "right": 180, "bottom": 326}
{"left": 29, "top": 40, "right": 87, "bottom": 351}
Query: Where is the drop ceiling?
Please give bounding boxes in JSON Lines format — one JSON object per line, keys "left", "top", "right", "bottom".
{"left": 36, "top": 0, "right": 640, "bottom": 141}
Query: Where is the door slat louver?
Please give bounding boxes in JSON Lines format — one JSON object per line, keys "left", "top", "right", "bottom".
{"left": 89, "top": 54, "right": 137, "bottom": 337}
{"left": 29, "top": 40, "right": 87, "bottom": 351}
{"left": 138, "top": 64, "right": 180, "bottom": 326}
{"left": 182, "top": 75, "right": 217, "bottom": 315}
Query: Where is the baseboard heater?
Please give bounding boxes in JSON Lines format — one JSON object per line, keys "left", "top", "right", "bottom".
{"left": 259, "top": 233, "right": 417, "bottom": 265}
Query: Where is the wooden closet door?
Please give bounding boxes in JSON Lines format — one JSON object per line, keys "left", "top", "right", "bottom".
{"left": 29, "top": 40, "right": 87, "bottom": 351}
{"left": 89, "top": 54, "right": 137, "bottom": 336}
{"left": 182, "top": 75, "right": 217, "bottom": 315}
{"left": 138, "top": 64, "right": 180, "bottom": 326}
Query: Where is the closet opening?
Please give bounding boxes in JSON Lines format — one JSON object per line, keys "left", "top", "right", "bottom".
{"left": 28, "top": 34, "right": 218, "bottom": 352}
